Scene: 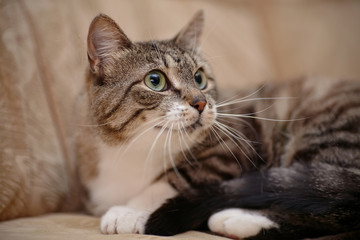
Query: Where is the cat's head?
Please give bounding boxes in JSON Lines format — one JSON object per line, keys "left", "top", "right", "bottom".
{"left": 86, "top": 11, "right": 217, "bottom": 144}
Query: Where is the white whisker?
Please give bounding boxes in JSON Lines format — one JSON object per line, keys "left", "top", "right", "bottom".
{"left": 210, "top": 126, "right": 226, "bottom": 153}
{"left": 215, "top": 116, "right": 245, "bottom": 128}
{"left": 213, "top": 122, "right": 257, "bottom": 168}
{"left": 215, "top": 120, "right": 258, "bottom": 145}
{"left": 180, "top": 121, "right": 199, "bottom": 162}
{"left": 111, "top": 116, "right": 167, "bottom": 170}
{"left": 216, "top": 84, "right": 266, "bottom": 107}
{"left": 210, "top": 125, "right": 242, "bottom": 169}
{"left": 215, "top": 120, "right": 263, "bottom": 166}
{"left": 143, "top": 120, "right": 169, "bottom": 181}
{"left": 216, "top": 116, "right": 259, "bottom": 143}
{"left": 217, "top": 113, "right": 306, "bottom": 122}
{"left": 216, "top": 97, "right": 296, "bottom": 108}
{"left": 177, "top": 121, "right": 193, "bottom": 166}
{"left": 120, "top": 116, "right": 166, "bottom": 155}
{"left": 163, "top": 122, "right": 172, "bottom": 176}
{"left": 167, "top": 123, "right": 183, "bottom": 180}
{"left": 217, "top": 103, "right": 275, "bottom": 116}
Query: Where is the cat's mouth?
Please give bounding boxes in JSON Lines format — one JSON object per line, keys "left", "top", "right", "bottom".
{"left": 154, "top": 106, "right": 216, "bottom": 133}
{"left": 154, "top": 120, "right": 204, "bottom": 133}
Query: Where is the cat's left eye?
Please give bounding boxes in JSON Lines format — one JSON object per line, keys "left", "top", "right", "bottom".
{"left": 194, "top": 69, "right": 207, "bottom": 90}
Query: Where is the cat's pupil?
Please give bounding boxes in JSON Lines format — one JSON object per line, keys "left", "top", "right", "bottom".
{"left": 150, "top": 74, "right": 161, "bottom": 86}
{"left": 194, "top": 72, "right": 202, "bottom": 84}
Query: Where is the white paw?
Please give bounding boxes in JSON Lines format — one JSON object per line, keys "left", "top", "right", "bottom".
{"left": 208, "top": 208, "right": 278, "bottom": 239}
{"left": 100, "top": 206, "right": 150, "bottom": 234}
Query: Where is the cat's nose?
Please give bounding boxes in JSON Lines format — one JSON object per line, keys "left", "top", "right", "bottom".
{"left": 191, "top": 98, "right": 207, "bottom": 114}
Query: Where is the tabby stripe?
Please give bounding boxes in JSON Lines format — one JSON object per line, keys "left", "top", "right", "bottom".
{"left": 307, "top": 132, "right": 360, "bottom": 149}
{"left": 162, "top": 55, "right": 169, "bottom": 68}
{"left": 321, "top": 85, "right": 360, "bottom": 101}
{"left": 150, "top": 45, "right": 170, "bottom": 67}
{"left": 188, "top": 52, "right": 198, "bottom": 66}
{"left": 294, "top": 140, "right": 360, "bottom": 161}
{"left": 103, "top": 104, "right": 160, "bottom": 133}
{"left": 303, "top": 98, "right": 360, "bottom": 127}
{"left": 183, "top": 52, "right": 197, "bottom": 67}
{"left": 304, "top": 115, "right": 360, "bottom": 138}
{"left": 177, "top": 168, "right": 196, "bottom": 186}
{"left": 101, "top": 109, "right": 143, "bottom": 133}
{"left": 100, "top": 80, "right": 142, "bottom": 122}
{"left": 199, "top": 162, "right": 237, "bottom": 180}
{"left": 197, "top": 153, "right": 236, "bottom": 163}
{"left": 160, "top": 168, "right": 193, "bottom": 191}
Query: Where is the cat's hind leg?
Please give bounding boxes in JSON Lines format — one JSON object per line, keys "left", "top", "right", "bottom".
{"left": 208, "top": 208, "right": 277, "bottom": 239}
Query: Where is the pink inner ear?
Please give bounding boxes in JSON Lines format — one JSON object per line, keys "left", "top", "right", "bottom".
{"left": 91, "top": 28, "right": 120, "bottom": 57}
{"left": 87, "top": 21, "right": 118, "bottom": 73}
{"left": 87, "top": 35, "right": 99, "bottom": 72}
{"left": 174, "top": 10, "right": 204, "bottom": 51}
{"left": 86, "top": 14, "right": 132, "bottom": 73}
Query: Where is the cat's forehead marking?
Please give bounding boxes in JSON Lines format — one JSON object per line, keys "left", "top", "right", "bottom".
{"left": 155, "top": 42, "right": 198, "bottom": 67}
{"left": 184, "top": 52, "right": 198, "bottom": 67}
{"left": 164, "top": 54, "right": 177, "bottom": 68}
{"left": 136, "top": 42, "right": 207, "bottom": 90}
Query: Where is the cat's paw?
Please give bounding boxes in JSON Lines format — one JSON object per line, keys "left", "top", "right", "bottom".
{"left": 208, "top": 208, "right": 278, "bottom": 239}
{"left": 100, "top": 206, "right": 150, "bottom": 234}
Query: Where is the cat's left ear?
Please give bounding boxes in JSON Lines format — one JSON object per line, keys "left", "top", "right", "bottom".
{"left": 173, "top": 10, "right": 204, "bottom": 51}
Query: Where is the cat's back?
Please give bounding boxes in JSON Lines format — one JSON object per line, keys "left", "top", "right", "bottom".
{"left": 254, "top": 77, "right": 360, "bottom": 167}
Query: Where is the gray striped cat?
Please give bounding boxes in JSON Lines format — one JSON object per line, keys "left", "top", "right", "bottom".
{"left": 77, "top": 11, "right": 360, "bottom": 239}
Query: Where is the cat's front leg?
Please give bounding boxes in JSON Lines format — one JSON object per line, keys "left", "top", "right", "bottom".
{"left": 101, "top": 206, "right": 149, "bottom": 234}
{"left": 100, "top": 181, "right": 177, "bottom": 234}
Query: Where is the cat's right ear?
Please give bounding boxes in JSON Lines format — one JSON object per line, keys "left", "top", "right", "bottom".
{"left": 87, "top": 14, "right": 132, "bottom": 74}
{"left": 173, "top": 10, "right": 204, "bottom": 52}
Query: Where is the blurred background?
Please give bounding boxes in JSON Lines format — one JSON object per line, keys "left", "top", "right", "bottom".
{"left": 1, "top": 0, "right": 360, "bottom": 220}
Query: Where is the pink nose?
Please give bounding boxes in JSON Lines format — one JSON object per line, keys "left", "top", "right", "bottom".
{"left": 191, "top": 100, "right": 207, "bottom": 114}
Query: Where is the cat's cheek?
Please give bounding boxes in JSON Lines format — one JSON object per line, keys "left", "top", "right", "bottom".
{"left": 203, "top": 108, "right": 216, "bottom": 125}
{"left": 130, "top": 86, "right": 164, "bottom": 107}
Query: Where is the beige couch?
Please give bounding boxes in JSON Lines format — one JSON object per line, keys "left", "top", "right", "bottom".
{"left": 1, "top": 0, "right": 360, "bottom": 239}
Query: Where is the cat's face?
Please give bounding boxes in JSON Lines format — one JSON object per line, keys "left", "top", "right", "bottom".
{"left": 86, "top": 11, "right": 217, "bottom": 145}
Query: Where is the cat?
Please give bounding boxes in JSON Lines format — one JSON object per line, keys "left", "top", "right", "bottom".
{"left": 77, "top": 10, "right": 360, "bottom": 239}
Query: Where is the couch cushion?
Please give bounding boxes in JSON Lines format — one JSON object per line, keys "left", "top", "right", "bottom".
{"left": 0, "top": 213, "right": 229, "bottom": 240}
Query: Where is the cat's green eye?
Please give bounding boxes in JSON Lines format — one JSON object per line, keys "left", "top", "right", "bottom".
{"left": 194, "top": 69, "right": 207, "bottom": 90}
{"left": 145, "top": 71, "right": 167, "bottom": 91}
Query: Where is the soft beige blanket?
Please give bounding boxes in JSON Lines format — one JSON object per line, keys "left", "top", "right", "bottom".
{"left": 0, "top": 213, "right": 229, "bottom": 240}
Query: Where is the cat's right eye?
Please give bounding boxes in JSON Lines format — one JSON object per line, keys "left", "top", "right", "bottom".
{"left": 194, "top": 69, "right": 207, "bottom": 90}
{"left": 144, "top": 71, "right": 167, "bottom": 91}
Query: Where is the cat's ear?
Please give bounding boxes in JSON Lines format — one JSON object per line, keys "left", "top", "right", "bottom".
{"left": 173, "top": 10, "right": 204, "bottom": 51}
{"left": 87, "top": 14, "right": 132, "bottom": 74}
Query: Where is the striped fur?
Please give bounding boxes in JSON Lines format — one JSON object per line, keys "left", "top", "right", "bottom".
{"left": 79, "top": 12, "right": 360, "bottom": 239}
{"left": 146, "top": 78, "right": 360, "bottom": 239}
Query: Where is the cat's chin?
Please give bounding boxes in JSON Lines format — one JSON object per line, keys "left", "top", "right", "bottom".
{"left": 154, "top": 119, "right": 212, "bottom": 134}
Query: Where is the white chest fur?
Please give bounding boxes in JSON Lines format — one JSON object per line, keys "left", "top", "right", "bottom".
{"left": 87, "top": 129, "right": 182, "bottom": 216}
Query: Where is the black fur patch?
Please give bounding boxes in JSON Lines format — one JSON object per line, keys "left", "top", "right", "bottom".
{"left": 145, "top": 162, "right": 360, "bottom": 239}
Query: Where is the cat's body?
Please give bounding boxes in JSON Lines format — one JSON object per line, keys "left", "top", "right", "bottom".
{"left": 146, "top": 77, "right": 360, "bottom": 239}
{"left": 77, "top": 11, "right": 360, "bottom": 239}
